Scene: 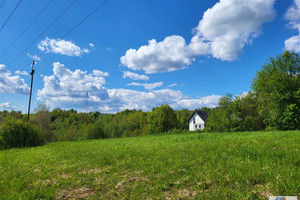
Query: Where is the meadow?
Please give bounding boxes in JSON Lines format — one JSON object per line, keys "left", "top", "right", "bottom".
{"left": 0, "top": 131, "right": 299, "bottom": 199}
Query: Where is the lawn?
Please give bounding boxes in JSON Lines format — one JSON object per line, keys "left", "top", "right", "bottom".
{"left": 0, "top": 131, "right": 299, "bottom": 199}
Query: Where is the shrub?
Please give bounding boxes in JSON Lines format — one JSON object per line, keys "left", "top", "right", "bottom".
{"left": 0, "top": 119, "right": 45, "bottom": 150}
{"left": 86, "top": 120, "right": 106, "bottom": 139}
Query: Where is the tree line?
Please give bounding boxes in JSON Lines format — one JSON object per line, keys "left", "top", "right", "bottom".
{"left": 0, "top": 51, "right": 299, "bottom": 149}
{"left": 207, "top": 51, "right": 300, "bottom": 132}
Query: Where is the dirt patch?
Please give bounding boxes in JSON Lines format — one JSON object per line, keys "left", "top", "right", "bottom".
{"left": 253, "top": 184, "right": 273, "bottom": 199}
{"left": 94, "top": 177, "right": 103, "bottom": 185}
{"left": 60, "top": 173, "right": 71, "bottom": 179}
{"left": 34, "top": 178, "right": 58, "bottom": 187}
{"left": 163, "top": 191, "right": 172, "bottom": 200}
{"left": 178, "top": 188, "right": 197, "bottom": 198}
{"left": 56, "top": 187, "right": 96, "bottom": 200}
{"left": 80, "top": 167, "right": 111, "bottom": 175}
{"left": 115, "top": 180, "right": 126, "bottom": 190}
{"left": 33, "top": 168, "right": 41, "bottom": 173}
{"left": 164, "top": 188, "right": 197, "bottom": 199}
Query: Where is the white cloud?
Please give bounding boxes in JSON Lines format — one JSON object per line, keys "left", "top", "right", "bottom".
{"left": 93, "top": 70, "right": 109, "bottom": 77}
{"left": 36, "top": 62, "right": 222, "bottom": 113}
{"left": 122, "top": 71, "right": 149, "bottom": 81}
{"left": 285, "top": 0, "right": 300, "bottom": 21}
{"left": 15, "top": 70, "right": 29, "bottom": 76}
{"left": 38, "top": 37, "right": 89, "bottom": 56}
{"left": 27, "top": 53, "right": 41, "bottom": 62}
{"left": 0, "top": 102, "right": 16, "bottom": 110}
{"left": 191, "top": 0, "right": 275, "bottom": 61}
{"left": 127, "top": 82, "right": 163, "bottom": 90}
{"left": 285, "top": 35, "right": 300, "bottom": 52}
{"left": 103, "top": 89, "right": 221, "bottom": 113}
{"left": 171, "top": 95, "right": 222, "bottom": 110}
{"left": 0, "top": 64, "right": 29, "bottom": 95}
{"left": 37, "top": 62, "right": 109, "bottom": 109}
{"left": 121, "top": 0, "right": 275, "bottom": 73}
{"left": 285, "top": 0, "right": 300, "bottom": 52}
{"left": 106, "top": 47, "right": 112, "bottom": 51}
{"left": 168, "top": 83, "right": 178, "bottom": 88}
{"left": 121, "top": 35, "right": 192, "bottom": 74}
{"left": 89, "top": 43, "right": 94, "bottom": 47}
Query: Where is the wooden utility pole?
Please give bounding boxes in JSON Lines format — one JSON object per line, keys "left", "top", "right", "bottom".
{"left": 27, "top": 61, "right": 35, "bottom": 122}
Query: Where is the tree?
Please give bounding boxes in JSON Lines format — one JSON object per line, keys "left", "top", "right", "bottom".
{"left": 206, "top": 93, "right": 265, "bottom": 132}
{"left": 147, "top": 105, "right": 178, "bottom": 134}
{"left": 175, "top": 109, "right": 193, "bottom": 131}
{"left": 205, "top": 94, "right": 234, "bottom": 132}
{"left": 34, "top": 102, "right": 53, "bottom": 141}
{"left": 252, "top": 51, "right": 300, "bottom": 130}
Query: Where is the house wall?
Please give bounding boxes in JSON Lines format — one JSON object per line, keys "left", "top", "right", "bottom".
{"left": 189, "top": 114, "right": 205, "bottom": 131}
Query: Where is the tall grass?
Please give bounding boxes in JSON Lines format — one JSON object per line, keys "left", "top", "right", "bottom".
{"left": 0, "top": 131, "right": 299, "bottom": 199}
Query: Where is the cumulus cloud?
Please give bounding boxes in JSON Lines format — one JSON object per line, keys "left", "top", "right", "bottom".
{"left": 0, "top": 102, "right": 16, "bottom": 110}
{"left": 15, "top": 70, "right": 29, "bottom": 76}
{"left": 103, "top": 89, "right": 221, "bottom": 113}
{"left": 191, "top": 0, "right": 275, "bottom": 61}
{"left": 285, "top": 0, "right": 300, "bottom": 21}
{"left": 121, "top": 0, "right": 275, "bottom": 73}
{"left": 36, "top": 62, "right": 222, "bottom": 112}
{"left": 93, "top": 70, "right": 109, "bottom": 77}
{"left": 89, "top": 43, "right": 94, "bottom": 47}
{"left": 121, "top": 35, "right": 192, "bottom": 74}
{"left": 27, "top": 53, "right": 41, "bottom": 62}
{"left": 285, "top": 0, "right": 300, "bottom": 52}
{"left": 37, "top": 62, "right": 109, "bottom": 109}
{"left": 0, "top": 64, "right": 29, "bottom": 95}
{"left": 38, "top": 37, "right": 89, "bottom": 56}
{"left": 127, "top": 82, "right": 163, "bottom": 90}
{"left": 123, "top": 71, "right": 149, "bottom": 81}
{"left": 171, "top": 95, "right": 222, "bottom": 110}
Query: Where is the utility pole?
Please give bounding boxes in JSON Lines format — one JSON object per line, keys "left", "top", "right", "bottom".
{"left": 27, "top": 61, "right": 35, "bottom": 122}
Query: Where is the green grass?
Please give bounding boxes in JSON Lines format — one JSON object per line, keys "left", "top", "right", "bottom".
{"left": 0, "top": 131, "right": 299, "bottom": 199}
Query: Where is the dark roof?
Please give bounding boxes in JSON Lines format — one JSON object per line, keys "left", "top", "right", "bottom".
{"left": 188, "top": 110, "right": 208, "bottom": 122}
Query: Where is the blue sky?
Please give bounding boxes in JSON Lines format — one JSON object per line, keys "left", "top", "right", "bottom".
{"left": 1, "top": 0, "right": 300, "bottom": 113}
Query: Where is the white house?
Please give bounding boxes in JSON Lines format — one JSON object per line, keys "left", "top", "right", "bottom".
{"left": 188, "top": 111, "right": 208, "bottom": 131}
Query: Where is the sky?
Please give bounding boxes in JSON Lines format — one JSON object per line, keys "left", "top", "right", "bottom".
{"left": 0, "top": 0, "right": 300, "bottom": 113}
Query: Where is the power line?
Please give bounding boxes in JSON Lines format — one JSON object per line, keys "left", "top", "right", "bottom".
{"left": 13, "top": 0, "right": 110, "bottom": 71}
{"left": 0, "top": 0, "right": 22, "bottom": 32}
{"left": 62, "top": 0, "right": 110, "bottom": 39}
{"left": 38, "top": 0, "right": 110, "bottom": 60}
{"left": 0, "top": 0, "right": 54, "bottom": 59}
{"left": 7, "top": 0, "right": 78, "bottom": 67}
{"left": 0, "top": 0, "right": 5, "bottom": 9}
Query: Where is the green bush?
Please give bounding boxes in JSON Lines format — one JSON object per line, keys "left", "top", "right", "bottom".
{"left": 86, "top": 120, "right": 106, "bottom": 139}
{"left": 0, "top": 119, "right": 45, "bottom": 150}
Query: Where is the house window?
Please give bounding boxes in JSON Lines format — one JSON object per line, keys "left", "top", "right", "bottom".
{"left": 193, "top": 118, "right": 195, "bottom": 124}
{"left": 195, "top": 125, "right": 197, "bottom": 128}
{"left": 199, "top": 125, "right": 201, "bottom": 129}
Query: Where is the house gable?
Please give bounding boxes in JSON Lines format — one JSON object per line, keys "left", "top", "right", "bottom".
{"left": 188, "top": 111, "right": 208, "bottom": 131}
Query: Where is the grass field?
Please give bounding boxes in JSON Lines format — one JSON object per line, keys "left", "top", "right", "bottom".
{"left": 0, "top": 131, "right": 299, "bottom": 199}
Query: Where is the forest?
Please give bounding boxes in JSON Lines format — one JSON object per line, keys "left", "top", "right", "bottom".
{"left": 1, "top": 51, "right": 300, "bottom": 149}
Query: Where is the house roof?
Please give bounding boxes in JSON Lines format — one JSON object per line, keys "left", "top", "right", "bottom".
{"left": 188, "top": 110, "right": 208, "bottom": 122}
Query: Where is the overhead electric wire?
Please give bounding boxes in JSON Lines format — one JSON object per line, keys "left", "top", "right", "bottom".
{"left": 7, "top": 0, "right": 78, "bottom": 67}
{"left": 0, "top": 0, "right": 54, "bottom": 59}
{"left": 0, "top": 0, "right": 22, "bottom": 32}
{"left": 23, "top": 0, "right": 110, "bottom": 68}
{"left": 61, "top": 0, "right": 110, "bottom": 39}
{"left": 15, "top": 0, "right": 110, "bottom": 72}
{"left": 0, "top": 0, "right": 5, "bottom": 9}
